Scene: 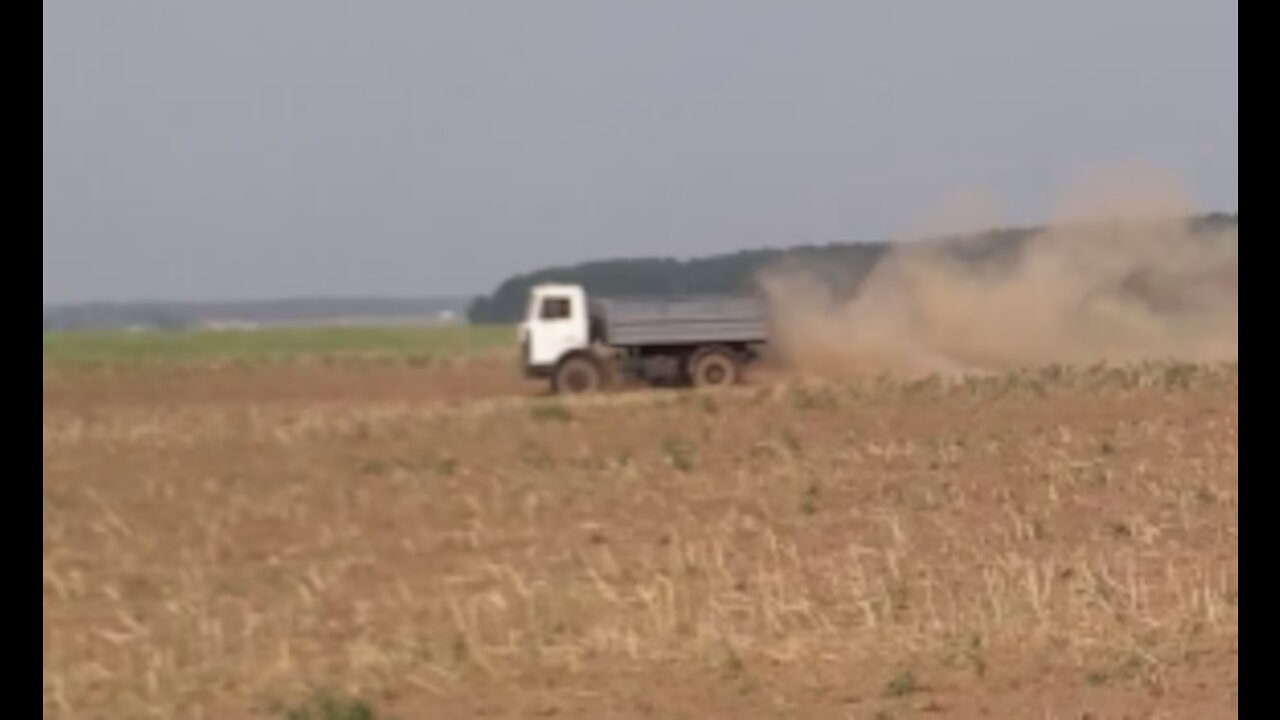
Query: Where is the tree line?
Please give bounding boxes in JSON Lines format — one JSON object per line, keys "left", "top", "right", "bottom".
{"left": 467, "top": 213, "right": 1237, "bottom": 323}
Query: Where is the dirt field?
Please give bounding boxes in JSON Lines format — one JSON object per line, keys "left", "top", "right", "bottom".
{"left": 43, "top": 358, "right": 1238, "bottom": 719}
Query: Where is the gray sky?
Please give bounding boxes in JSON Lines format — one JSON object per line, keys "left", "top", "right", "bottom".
{"left": 43, "top": 0, "right": 1238, "bottom": 304}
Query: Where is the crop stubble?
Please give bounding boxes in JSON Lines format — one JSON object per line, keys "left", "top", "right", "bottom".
{"left": 43, "top": 359, "right": 1238, "bottom": 719}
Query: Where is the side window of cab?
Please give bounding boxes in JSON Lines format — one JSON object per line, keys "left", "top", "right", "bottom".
{"left": 540, "top": 296, "right": 571, "bottom": 320}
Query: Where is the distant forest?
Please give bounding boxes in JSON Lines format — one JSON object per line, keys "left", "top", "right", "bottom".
{"left": 467, "top": 213, "right": 1238, "bottom": 323}
{"left": 44, "top": 213, "right": 1236, "bottom": 331}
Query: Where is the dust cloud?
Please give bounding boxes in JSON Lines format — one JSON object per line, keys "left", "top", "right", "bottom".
{"left": 758, "top": 165, "right": 1238, "bottom": 377}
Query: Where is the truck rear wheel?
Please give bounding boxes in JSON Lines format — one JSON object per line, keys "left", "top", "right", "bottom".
{"left": 689, "top": 347, "right": 740, "bottom": 388}
{"left": 552, "top": 354, "right": 604, "bottom": 394}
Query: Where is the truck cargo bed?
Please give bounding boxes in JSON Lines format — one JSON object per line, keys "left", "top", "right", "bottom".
{"left": 590, "top": 295, "right": 769, "bottom": 347}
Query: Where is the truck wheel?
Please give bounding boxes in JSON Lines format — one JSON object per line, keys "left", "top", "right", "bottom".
{"left": 552, "top": 354, "right": 603, "bottom": 394}
{"left": 689, "top": 347, "right": 740, "bottom": 388}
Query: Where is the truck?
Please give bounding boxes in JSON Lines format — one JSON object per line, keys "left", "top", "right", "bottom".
{"left": 518, "top": 282, "right": 772, "bottom": 393}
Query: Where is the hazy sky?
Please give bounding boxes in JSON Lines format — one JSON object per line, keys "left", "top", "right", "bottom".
{"left": 43, "top": 1, "right": 1238, "bottom": 304}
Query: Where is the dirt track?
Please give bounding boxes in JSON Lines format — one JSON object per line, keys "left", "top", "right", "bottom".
{"left": 43, "top": 356, "right": 544, "bottom": 409}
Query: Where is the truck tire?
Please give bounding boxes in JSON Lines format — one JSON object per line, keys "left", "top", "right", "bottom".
{"left": 689, "top": 346, "right": 740, "bottom": 388}
{"left": 552, "top": 353, "right": 604, "bottom": 394}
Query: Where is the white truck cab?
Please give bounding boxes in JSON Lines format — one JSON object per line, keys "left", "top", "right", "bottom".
{"left": 519, "top": 283, "right": 591, "bottom": 377}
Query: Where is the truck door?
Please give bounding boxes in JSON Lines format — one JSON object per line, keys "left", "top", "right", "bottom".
{"left": 528, "top": 289, "right": 589, "bottom": 367}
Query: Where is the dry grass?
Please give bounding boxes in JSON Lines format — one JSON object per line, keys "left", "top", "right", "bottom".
{"left": 43, "top": 360, "right": 1238, "bottom": 718}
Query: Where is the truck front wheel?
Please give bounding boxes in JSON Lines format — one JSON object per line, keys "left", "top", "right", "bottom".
{"left": 552, "top": 353, "right": 604, "bottom": 394}
{"left": 689, "top": 347, "right": 741, "bottom": 388}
